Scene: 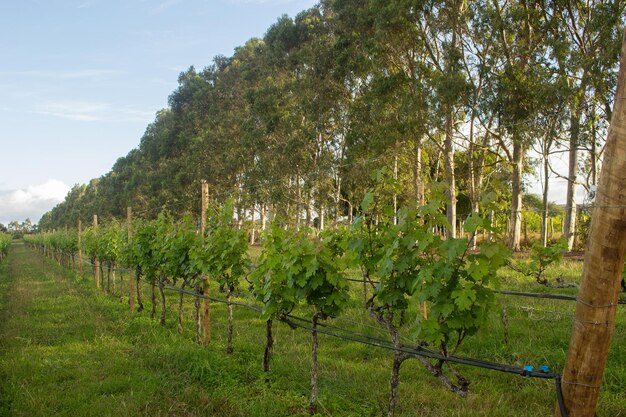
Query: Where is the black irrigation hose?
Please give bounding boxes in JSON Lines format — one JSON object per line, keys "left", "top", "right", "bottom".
{"left": 493, "top": 289, "right": 626, "bottom": 305}
{"left": 163, "top": 285, "right": 262, "bottom": 313}
{"left": 343, "top": 277, "right": 626, "bottom": 306}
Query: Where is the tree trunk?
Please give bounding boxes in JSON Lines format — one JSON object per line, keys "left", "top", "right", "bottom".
{"left": 388, "top": 350, "right": 408, "bottom": 417}
{"left": 261, "top": 204, "right": 267, "bottom": 232}
{"left": 393, "top": 150, "right": 399, "bottom": 225}
{"left": 444, "top": 110, "right": 456, "bottom": 239}
{"left": 309, "top": 314, "right": 319, "bottom": 415}
{"left": 413, "top": 138, "right": 424, "bottom": 206}
{"left": 250, "top": 203, "right": 256, "bottom": 245}
{"left": 237, "top": 205, "right": 243, "bottom": 230}
{"left": 467, "top": 114, "right": 486, "bottom": 249}
{"left": 556, "top": 31, "right": 626, "bottom": 416}
{"left": 334, "top": 175, "right": 342, "bottom": 224}
{"left": 226, "top": 287, "right": 234, "bottom": 354}
{"left": 305, "top": 191, "right": 312, "bottom": 228}
{"left": 107, "top": 265, "right": 111, "bottom": 293}
{"left": 542, "top": 148, "right": 550, "bottom": 247}
{"left": 590, "top": 113, "right": 597, "bottom": 186}
{"left": 563, "top": 112, "right": 581, "bottom": 251}
{"left": 508, "top": 141, "right": 524, "bottom": 250}
{"left": 263, "top": 319, "right": 273, "bottom": 373}
{"left": 296, "top": 176, "right": 302, "bottom": 230}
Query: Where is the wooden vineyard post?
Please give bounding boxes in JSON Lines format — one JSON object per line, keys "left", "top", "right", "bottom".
{"left": 201, "top": 180, "right": 211, "bottom": 345}
{"left": 78, "top": 219, "right": 83, "bottom": 275}
{"left": 128, "top": 207, "right": 135, "bottom": 313}
{"left": 93, "top": 215, "right": 100, "bottom": 289}
{"left": 556, "top": 29, "right": 626, "bottom": 417}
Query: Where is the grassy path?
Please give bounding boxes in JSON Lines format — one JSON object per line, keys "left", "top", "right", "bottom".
{"left": 0, "top": 243, "right": 254, "bottom": 417}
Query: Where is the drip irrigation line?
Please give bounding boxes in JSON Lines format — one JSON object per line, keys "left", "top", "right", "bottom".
{"left": 342, "top": 276, "right": 626, "bottom": 306}
{"left": 163, "top": 285, "right": 262, "bottom": 313}
{"left": 493, "top": 289, "right": 626, "bottom": 305}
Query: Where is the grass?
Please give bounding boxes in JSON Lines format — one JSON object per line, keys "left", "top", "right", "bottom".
{"left": 0, "top": 242, "right": 625, "bottom": 416}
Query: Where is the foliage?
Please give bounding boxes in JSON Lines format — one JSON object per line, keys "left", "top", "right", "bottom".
{"left": 350, "top": 183, "right": 510, "bottom": 352}
{"left": 23, "top": 230, "right": 79, "bottom": 258}
{"left": 513, "top": 239, "right": 568, "bottom": 285}
{"left": 130, "top": 219, "right": 159, "bottom": 281}
{"left": 0, "top": 233, "right": 11, "bottom": 261}
{"left": 252, "top": 224, "right": 350, "bottom": 321}
{"left": 194, "top": 202, "right": 249, "bottom": 291}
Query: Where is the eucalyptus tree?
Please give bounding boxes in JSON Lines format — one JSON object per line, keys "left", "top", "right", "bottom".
{"left": 546, "top": 0, "right": 626, "bottom": 250}
{"left": 479, "top": 0, "right": 554, "bottom": 250}
{"left": 331, "top": 0, "right": 435, "bottom": 222}
{"left": 416, "top": 0, "right": 473, "bottom": 238}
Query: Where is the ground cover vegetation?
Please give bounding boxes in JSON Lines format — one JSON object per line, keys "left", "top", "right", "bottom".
{"left": 21, "top": 190, "right": 626, "bottom": 416}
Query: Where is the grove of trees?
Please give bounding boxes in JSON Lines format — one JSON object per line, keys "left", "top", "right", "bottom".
{"left": 39, "top": 0, "right": 626, "bottom": 252}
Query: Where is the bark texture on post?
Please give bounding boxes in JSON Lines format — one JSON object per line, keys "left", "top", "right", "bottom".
{"left": 93, "top": 215, "right": 100, "bottom": 289}
{"left": 78, "top": 219, "right": 83, "bottom": 275}
{"left": 309, "top": 314, "right": 319, "bottom": 416}
{"left": 263, "top": 319, "right": 273, "bottom": 373}
{"left": 556, "top": 30, "right": 626, "bottom": 417}
{"left": 127, "top": 207, "right": 135, "bottom": 313}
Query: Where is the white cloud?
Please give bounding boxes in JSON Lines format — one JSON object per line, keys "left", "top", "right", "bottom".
{"left": 0, "top": 180, "right": 70, "bottom": 225}
{"left": 34, "top": 100, "right": 155, "bottom": 123}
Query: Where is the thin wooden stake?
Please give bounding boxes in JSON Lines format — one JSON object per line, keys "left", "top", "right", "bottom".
{"left": 128, "top": 207, "right": 135, "bottom": 313}
{"left": 93, "top": 215, "right": 99, "bottom": 289}
{"left": 78, "top": 219, "right": 83, "bottom": 275}
{"left": 201, "top": 180, "right": 211, "bottom": 345}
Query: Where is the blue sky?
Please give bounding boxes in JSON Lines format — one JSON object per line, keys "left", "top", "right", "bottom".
{"left": 0, "top": 0, "right": 317, "bottom": 225}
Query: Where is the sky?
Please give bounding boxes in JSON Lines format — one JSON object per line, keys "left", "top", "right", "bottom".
{"left": 0, "top": 0, "right": 319, "bottom": 225}
{"left": 0, "top": 0, "right": 588, "bottom": 226}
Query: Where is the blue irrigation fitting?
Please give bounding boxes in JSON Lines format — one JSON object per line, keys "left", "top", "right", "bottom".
{"left": 523, "top": 365, "right": 534, "bottom": 376}
{"left": 539, "top": 365, "right": 550, "bottom": 373}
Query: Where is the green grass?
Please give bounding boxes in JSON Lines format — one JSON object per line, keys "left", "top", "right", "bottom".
{"left": 1, "top": 243, "right": 625, "bottom": 416}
